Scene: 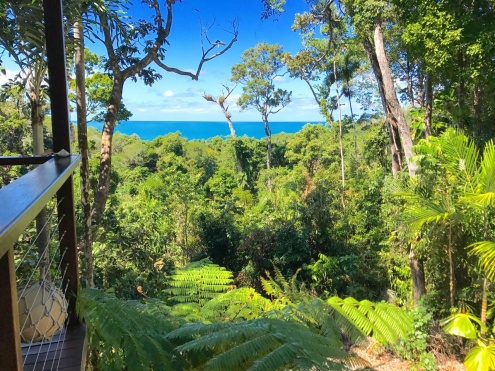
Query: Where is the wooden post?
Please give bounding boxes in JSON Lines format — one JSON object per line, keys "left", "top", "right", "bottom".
{"left": 42, "top": 0, "right": 71, "bottom": 153}
{"left": 57, "top": 176, "right": 80, "bottom": 325}
{"left": 0, "top": 249, "right": 23, "bottom": 370}
{"left": 42, "top": 0, "right": 80, "bottom": 324}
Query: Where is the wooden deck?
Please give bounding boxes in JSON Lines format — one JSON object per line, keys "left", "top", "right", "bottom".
{"left": 22, "top": 324, "right": 86, "bottom": 371}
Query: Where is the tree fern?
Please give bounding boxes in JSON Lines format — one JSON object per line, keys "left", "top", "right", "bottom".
{"left": 260, "top": 266, "right": 311, "bottom": 305}
{"left": 201, "top": 287, "right": 272, "bottom": 321}
{"left": 77, "top": 289, "right": 183, "bottom": 370}
{"left": 166, "top": 258, "right": 234, "bottom": 306}
{"left": 327, "top": 296, "right": 413, "bottom": 346}
{"left": 166, "top": 318, "right": 368, "bottom": 370}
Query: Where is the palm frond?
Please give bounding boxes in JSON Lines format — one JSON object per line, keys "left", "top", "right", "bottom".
{"left": 479, "top": 141, "right": 495, "bottom": 195}
{"left": 469, "top": 241, "right": 495, "bottom": 281}
{"left": 440, "top": 129, "right": 479, "bottom": 192}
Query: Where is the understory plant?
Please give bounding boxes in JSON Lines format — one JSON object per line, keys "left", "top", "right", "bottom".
{"left": 396, "top": 305, "right": 437, "bottom": 370}
{"left": 78, "top": 261, "right": 413, "bottom": 370}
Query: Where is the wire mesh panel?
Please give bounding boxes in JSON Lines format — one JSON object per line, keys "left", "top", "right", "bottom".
{"left": 15, "top": 198, "right": 73, "bottom": 370}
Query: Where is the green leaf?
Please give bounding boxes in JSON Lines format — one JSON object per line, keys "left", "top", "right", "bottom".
{"left": 464, "top": 343, "right": 495, "bottom": 371}
{"left": 441, "top": 313, "right": 485, "bottom": 339}
{"left": 470, "top": 241, "right": 495, "bottom": 281}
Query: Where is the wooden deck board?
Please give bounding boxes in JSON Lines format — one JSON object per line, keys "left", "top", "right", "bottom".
{"left": 22, "top": 324, "right": 86, "bottom": 371}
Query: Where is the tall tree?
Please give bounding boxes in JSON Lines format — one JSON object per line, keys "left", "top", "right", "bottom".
{"left": 74, "top": 15, "right": 94, "bottom": 288}
{"left": 91, "top": 1, "right": 238, "bottom": 224}
{"left": 231, "top": 42, "right": 291, "bottom": 170}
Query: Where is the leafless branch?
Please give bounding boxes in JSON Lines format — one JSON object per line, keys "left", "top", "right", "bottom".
{"left": 154, "top": 18, "right": 238, "bottom": 80}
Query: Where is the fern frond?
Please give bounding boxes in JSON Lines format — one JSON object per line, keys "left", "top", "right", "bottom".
{"left": 166, "top": 258, "right": 234, "bottom": 307}
{"left": 250, "top": 342, "right": 300, "bottom": 371}
{"left": 272, "top": 264, "right": 290, "bottom": 292}
{"left": 206, "top": 333, "right": 281, "bottom": 370}
{"left": 168, "top": 318, "right": 363, "bottom": 370}
{"left": 77, "top": 289, "right": 181, "bottom": 370}
{"left": 327, "top": 296, "right": 412, "bottom": 346}
{"left": 260, "top": 275, "right": 284, "bottom": 299}
{"left": 201, "top": 288, "right": 271, "bottom": 321}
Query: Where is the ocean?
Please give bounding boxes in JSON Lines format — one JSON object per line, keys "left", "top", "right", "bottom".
{"left": 87, "top": 121, "right": 325, "bottom": 141}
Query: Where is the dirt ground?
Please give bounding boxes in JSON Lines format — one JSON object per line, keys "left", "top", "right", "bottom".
{"left": 351, "top": 340, "right": 466, "bottom": 370}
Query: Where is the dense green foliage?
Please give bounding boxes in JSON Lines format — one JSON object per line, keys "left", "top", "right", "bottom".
{"left": 3, "top": 0, "right": 495, "bottom": 368}
{"left": 78, "top": 261, "right": 413, "bottom": 370}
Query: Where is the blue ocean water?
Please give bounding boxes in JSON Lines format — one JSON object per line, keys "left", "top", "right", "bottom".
{"left": 87, "top": 121, "right": 325, "bottom": 141}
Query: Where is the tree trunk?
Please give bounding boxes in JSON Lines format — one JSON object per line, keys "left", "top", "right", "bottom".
{"left": 31, "top": 96, "right": 50, "bottom": 281}
{"left": 457, "top": 50, "right": 466, "bottom": 131}
{"left": 481, "top": 278, "right": 489, "bottom": 334}
{"left": 219, "top": 102, "right": 236, "bottom": 137}
{"left": 362, "top": 37, "right": 402, "bottom": 175}
{"left": 347, "top": 87, "right": 357, "bottom": 158}
{"left": 448, "top": 224, "right": 455, "bottom": 308}
{"left": 263, "top": 114, "right": 272, "bottom": 170}
{"left": 409, "top": 248, "right": 426, "bottom": 305}
{"left": 406, "top": 58, "right": 415, "bottom": 107}
{"left": 388, "top": 122, "right": 402, "bottom": 175}
{"left": 91, "top": 76, "right": 124, "bottom": 224}
{"left": 424, "top": 73, "right": 432, "bottom": 138}
{"left": 333, "top": 60, "right": 345, "bottom": 207}
{"left": 74, "top": 18, "right": 94, "bottom": 288}
{"left": 373, "top": 21, "right": 417, "bottom": 177}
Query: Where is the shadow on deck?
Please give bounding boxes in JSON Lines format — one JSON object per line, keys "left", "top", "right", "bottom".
{"left": 22, "top": 324, "right": 86, "bottom": 371}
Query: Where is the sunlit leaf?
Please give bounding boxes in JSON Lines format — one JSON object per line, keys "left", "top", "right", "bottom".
{"left": 464, "top": 343, "right": 495, "bottom": 371}
{"left": 441, "top": 313, "right": 485, "bottom": 339}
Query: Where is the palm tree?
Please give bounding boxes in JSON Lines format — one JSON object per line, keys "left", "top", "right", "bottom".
{"left": 395, "top": 129, "right": 494, "bottom": 309}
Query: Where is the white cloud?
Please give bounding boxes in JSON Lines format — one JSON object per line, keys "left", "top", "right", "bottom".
{"left": 162, "top": 90, "right": 174, "bottom": 97}
{"left": 0, "top": 69, "right": 20, "bottom": 86}
{"left": 274, "top": 75, "right": 289, "bottom": 83}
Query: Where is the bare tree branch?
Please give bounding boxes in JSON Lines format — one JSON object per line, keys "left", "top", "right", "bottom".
{"left": 154, "top": 18, "right": 238, "bottom": 80}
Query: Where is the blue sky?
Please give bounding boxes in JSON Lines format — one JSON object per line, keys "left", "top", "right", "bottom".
{"left": 113, "top": 0, "right": 335, "bottom": 122}
{"left": 1, "top": 0, "right": 340, "bottom": 122}
{"left": 120, "top": 0, "right": 329, "bottom": 122}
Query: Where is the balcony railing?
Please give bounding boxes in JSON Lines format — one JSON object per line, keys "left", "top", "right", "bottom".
{"left": 0, "top": 155, "right": 82, "bottom": 370}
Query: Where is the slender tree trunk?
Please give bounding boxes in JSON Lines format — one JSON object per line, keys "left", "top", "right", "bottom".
{"left": 481, "top": 278, "right": 489, "bottom": 334}
{"left": 263, "top": 114, "right": 272, "bottom": 170}
{"left": 91, "top": 76, "right": 124, "bottom": 224}
{"left": 424, "top": 73, "right": 432, "bottom": 138}
{"left": 31, "top": 96, "right": 50, "bottom": 281}
{"left": 448, "top": 224, "right": 455, "bottom": 308}
{"left": 333, "top": 60, "right": 345, "bottom": 207}
{"left": 473, "top": 83, "right": 482, "bottom": 142}
{"left": 346, "top": 83, "right": 357, "bottom": 158}
{"left": 220, "top": 102, "right": 236, "bottom": 137}
{"left": 373, "top": 21, "right": 417, "bottom": 177}
{"left": 74, "top": 18, "right": 94, "bottom": 288}
{"left": 481, "top": 214, "right": 489, "bottom": 332}
{"left": 409, "top": 248, "right": 426, "bottom": 305}
{"left": 406, "top": 58, "right": 415, "bottom": 107}
{"left": 457, "top": 50, "right": 466, "bottom": 131}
